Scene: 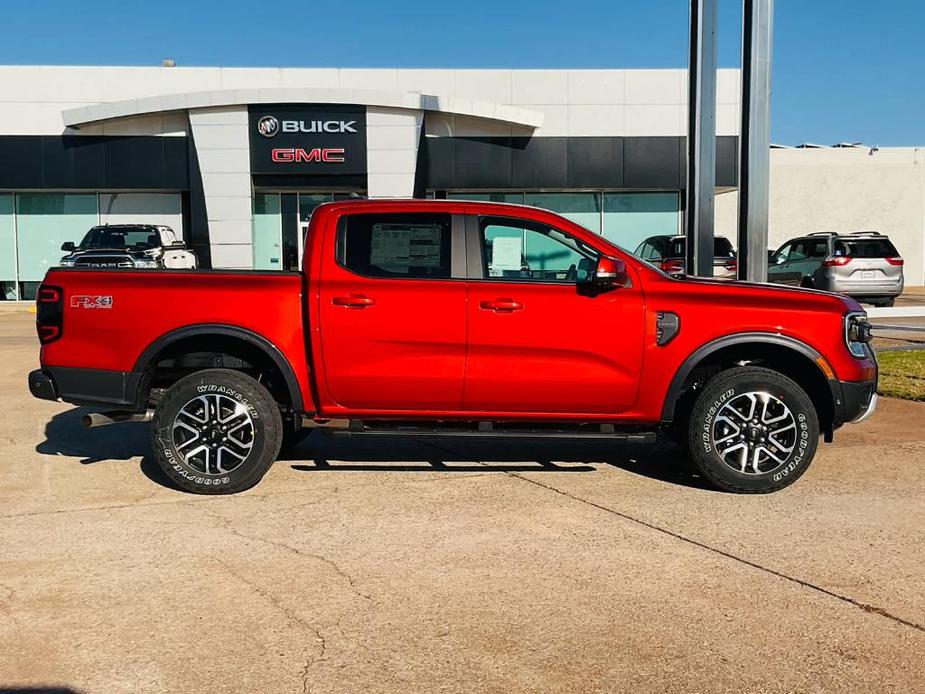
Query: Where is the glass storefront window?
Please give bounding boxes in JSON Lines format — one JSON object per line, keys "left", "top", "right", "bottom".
{"left": 252, "top": 191, "right": 365, "bottom": 271}
{"left": 0, "top": 192, "right": 186, "bottom": 300}
{"left": 16, "top": 193, "right": 98, "bottom": 299}
{"left": 447, "top": 192, "right": 525, "bottom": 204}
{"left": 0, "top": 195, "right": 15, "bottom": 300}
{"left": 252, "top": 193, "right": 282, "bottom": 271}
{"left": 524, "top": 193, "right": 602, "bottom": 233}
{"left": 99, "top": 193, "right": 183, "bottom": 233}
{"left": 602, "top": 193, "right": 680, "bottom": 253}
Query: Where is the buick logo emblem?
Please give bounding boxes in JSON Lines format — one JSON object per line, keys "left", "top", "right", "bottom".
{"left": 257, "top": 115, "right": 279, "bottom": 138}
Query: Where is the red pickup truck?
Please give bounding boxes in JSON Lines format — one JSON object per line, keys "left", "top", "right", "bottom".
{"left": 29, "top": 200, "right": 878, "bottom": 495}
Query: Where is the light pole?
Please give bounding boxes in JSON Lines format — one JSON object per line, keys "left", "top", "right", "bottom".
{"left": 685, "top": 0, "right": 718, "bottom": 278}
{"left": 737, "top": 0, "right": 775, "bottom": 282}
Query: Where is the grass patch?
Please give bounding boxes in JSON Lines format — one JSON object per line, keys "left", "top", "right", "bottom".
{"left": 876, "top": 350, "right": 925, "bottom": 401}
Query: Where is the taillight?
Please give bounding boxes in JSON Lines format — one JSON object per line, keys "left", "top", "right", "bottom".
{"left": 885, "top": 257, "right": 904, "bottom": 266}
{"left": 723, "top": 259, "right": 738, "bottom": 271}
{"left": 36, "top": 284, "right": 63, "bottom": 344}
{"left": 822, "top": 256, "right": 852, "bottom": 267}
{"left": 661, "top": 259, "right": 684, "bottom": 274}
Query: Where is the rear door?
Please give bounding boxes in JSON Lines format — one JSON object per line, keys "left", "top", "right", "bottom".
{"left": 318, "top": 211, "right": 467, "bottom": 412}
{"left": 463, "top": 215, "right": 645, "bottom": 415}
{"left": 768, "top": 240, "right": 803, "bottom": 285}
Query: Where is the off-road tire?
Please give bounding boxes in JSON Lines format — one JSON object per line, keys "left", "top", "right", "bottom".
{"left": 687, "top": 366, "right": 819, "bottom": 493}
{"left": 151, "top": 369, "right": 283, "bottom": 494}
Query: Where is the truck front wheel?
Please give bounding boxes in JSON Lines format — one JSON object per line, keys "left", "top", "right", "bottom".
{"left": 687, "top": 366, "right": 819, "bottom": 493}
{"left": 151, "top": 368, "right": 283, "bottom": 494}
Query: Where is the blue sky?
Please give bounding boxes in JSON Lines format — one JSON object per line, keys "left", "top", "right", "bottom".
{"left": 2, "top": 0, "right": 922, "bottom": 145}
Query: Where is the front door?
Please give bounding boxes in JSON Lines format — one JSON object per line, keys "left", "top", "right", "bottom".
{"left": 318, "top": 211, "right": 467, "bottom": 412}
{"left": 464, "top": 215, "right": 645, "bottom": 415}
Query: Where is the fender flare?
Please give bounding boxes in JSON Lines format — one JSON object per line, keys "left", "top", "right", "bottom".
{"left": 660, "top": 332, "right": 833, "bottom": 423}
{"left": 132, "top": 324, "right": 304, "bottom": 412}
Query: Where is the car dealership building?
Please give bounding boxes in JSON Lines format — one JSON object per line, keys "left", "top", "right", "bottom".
{"left": 0, "top": 65, "right": 922, "bottom": 299}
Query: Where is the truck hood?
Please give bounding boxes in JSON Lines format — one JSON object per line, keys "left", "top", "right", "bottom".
{"left": 650, "top": 273, "right": 863, "bottom": 315}
{"left": 66, "top": 247, "right": 161, "bottom": 260}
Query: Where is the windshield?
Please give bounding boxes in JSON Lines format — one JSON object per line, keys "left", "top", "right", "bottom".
{"left": 667, "top": 237, "right": 735, "bottom": 258}
{"left": 79, "top": 227, "right": 159, "bottom": 251}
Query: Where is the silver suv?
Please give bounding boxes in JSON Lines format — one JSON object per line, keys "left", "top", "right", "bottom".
{"left": 768, "top": 232, "right": 903, "bottom": 307}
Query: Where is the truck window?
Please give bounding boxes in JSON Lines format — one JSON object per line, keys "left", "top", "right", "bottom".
{"left": 338, "top": 213, "right": 452, "bottom": 279}
{"left": 479, "top": 217, "right": 598, "bottom": 283}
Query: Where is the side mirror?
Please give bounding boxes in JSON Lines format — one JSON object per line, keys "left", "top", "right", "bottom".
{"left": 61, "top": 241, "right": 76, "bottom": 252}
{"left": 592, "top": 256, "right": 629, "bottom": 288}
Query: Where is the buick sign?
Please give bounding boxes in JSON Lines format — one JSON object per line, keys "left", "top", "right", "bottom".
{"left": 248, "top": 104, "right": 367, "bottom": 175}
{"left": 257, "top": 115, "right": 279, "bottom": 138}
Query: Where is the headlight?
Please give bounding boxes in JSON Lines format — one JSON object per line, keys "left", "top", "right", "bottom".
{"left": 133, "top": 259, "right": 158, "bottom": 269}
{"left": 845, "top": 312, "right": 872, "bottom": 358}
{"left": 59, "top": 258, "right": 75, "bottom": 267}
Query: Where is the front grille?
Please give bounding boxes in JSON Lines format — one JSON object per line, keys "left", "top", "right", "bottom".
{"left": 74, "top": 256, "right": 134, "bottom": 268}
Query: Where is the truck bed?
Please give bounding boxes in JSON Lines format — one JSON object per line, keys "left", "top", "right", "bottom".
{"left": 38, "top": 268, "right": 311, "bottom": 409}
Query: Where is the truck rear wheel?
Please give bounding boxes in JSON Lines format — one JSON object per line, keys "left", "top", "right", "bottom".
{"left": 687, "top": 366, "right": 819, "bottom": 493}
{"left": 151, "top": 368, "right": 283, "bottom": 494}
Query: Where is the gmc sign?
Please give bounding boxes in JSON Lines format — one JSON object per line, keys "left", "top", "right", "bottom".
{"left": 248, "top": 104, "right": 366, "bottom": 175}
{"left": 271, "top": 148, "right": 346, "bottom": 163}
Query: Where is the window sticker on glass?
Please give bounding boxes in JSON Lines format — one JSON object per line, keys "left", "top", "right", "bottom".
{"left": 370, "top": 224, "right": 442, "bottom": 273}
{"left": 409, "top": 226, "right": 442, "bottom": 268}
{"left": 490, "top": 236, "right": 523, "bottom": 274}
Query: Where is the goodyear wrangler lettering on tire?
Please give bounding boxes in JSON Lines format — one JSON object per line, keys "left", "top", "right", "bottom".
{"left": 195, "top": 384, "right": 260, "bottom": 420}
{"left": 688, "top": 366, "right": 819, "bottom": 494}
{"left": 151, "top": 369, "right": 282, "bottom": 495}
{"left": 701, "top": 388, "right": 735, "bottom": 454}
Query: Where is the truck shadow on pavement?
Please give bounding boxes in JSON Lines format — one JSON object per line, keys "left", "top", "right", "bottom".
{"left": 36, "top": 408, "right": 710, "bottom": 491}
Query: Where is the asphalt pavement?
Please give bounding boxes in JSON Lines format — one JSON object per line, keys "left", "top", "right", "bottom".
{"left": 0, "top": 311, "right": 923, "bottom": 693}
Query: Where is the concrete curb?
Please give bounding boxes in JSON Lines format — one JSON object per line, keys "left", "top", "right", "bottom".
{"left": 867, "top": 306, "right": 925, "bottom": 319}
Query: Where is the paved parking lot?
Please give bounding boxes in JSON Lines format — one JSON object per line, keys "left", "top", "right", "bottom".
{"left": 0, "top": 310, "right": 923, "bottom": 693}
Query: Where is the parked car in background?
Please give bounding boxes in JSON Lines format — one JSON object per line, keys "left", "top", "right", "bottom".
{"left": 768, "top": 232, "right": 903, "bottom": 307}
{"left": 60, "top": 224, "right": 197, "bottom": 270}
{"left": 634, "top": 235, "right": 738, "bottom": 279}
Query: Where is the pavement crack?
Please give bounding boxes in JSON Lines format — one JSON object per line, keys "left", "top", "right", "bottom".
{"left": 212, "top": 558, "right": 327, "bottom": 690}
{"left": 510, "top": 472, "right": 925, "bottom": 635}
{"left": 0, "top": 579, "right": 23, "bottom": 637}
{"left": 419, "top": 438, "right": 925, "bottom": 635}
{"left": 200, "top": 505, "right": 377, "bottom": 606}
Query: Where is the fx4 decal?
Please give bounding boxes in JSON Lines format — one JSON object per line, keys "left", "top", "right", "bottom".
{"left": 71, "top": 295, "right": 113, "bottom": 309}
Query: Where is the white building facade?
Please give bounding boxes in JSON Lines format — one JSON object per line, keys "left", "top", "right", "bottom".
{"left": 0, "top": 65, "right": 742, "bottom": 299}
{"left": 0, "top": 65, "right": 920, "bottom": 299}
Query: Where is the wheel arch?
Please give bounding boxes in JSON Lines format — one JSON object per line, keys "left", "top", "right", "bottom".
{"left": 133, "top": 324, "right": 304, "bottom": 412}
{"left": 662, "top": 333, "right": 837, "bottom": 438}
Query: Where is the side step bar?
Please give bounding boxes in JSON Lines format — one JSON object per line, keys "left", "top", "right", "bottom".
{"left": 302, "top": 418, "right": 657, "bottom": 443}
